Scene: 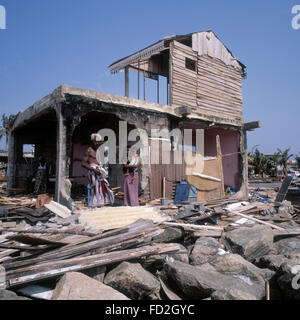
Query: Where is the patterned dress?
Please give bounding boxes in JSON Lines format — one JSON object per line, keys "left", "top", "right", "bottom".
{"left": 88, "top": 164, "right": 114, "bottom": 207}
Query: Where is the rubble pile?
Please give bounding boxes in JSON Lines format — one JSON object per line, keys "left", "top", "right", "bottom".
{"left": 0, "top": 188, "right": 299, "bottom": 300}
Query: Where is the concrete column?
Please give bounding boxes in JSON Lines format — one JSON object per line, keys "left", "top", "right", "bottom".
{"left": 125, "top": 66, "right": 129, "bottom": 97}
{"left": 7, "top": 132, "right": 16, "bottom": 189}
{"left": 55, "top": 104, "right": 73, "bottom": 209}
{"left": 240, "top": 128, "right": 249, "bottom": 199}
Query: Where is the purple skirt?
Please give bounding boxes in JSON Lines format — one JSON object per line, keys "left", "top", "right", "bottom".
{"left": 124, "top": 173, "right": 139, "bottom": 206}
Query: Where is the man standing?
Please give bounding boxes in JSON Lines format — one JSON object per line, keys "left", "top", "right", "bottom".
{"left": 82, "top": 134, "right": 114, "bottom": 207}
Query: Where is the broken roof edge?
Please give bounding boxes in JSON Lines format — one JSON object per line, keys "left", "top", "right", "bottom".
{"left": 9, "top": 86, "right": 63, "bottom": 133}
{"left": 10, "top": 84, "right": 244, "bottom": 132}
{"left": 109, "top": 30, "right": 246, "bottom": 74}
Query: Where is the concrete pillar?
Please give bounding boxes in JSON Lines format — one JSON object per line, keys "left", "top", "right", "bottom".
{"left": 55, "top": 104, "right": 73, "bottom": 209}
{"left": 240, "top": 128, "right": 249, "bottom": 199}
{"left": 125, "top": 66, "right": 129, "bottom": 97}
{"left": 7, "top": 132, "right": 16, "bottom": 189}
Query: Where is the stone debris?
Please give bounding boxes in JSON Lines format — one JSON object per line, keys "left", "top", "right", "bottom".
{"left": 223, "top": 225, "right": 274, "bottom": 262}
{"left": 0, "top": 186, "right": 299, "bottom": 300}
{"left": 104, "top": 262, "right": 161, "bottom": 300}
{"left": 51, "top": 272, "right": 130, "bottom": 300}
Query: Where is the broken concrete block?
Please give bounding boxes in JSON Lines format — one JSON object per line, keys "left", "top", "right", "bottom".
{"left": 81, "top": 265, "right": 107, "bottom": 283}
{"left": 0, "top": 290, "right": 31, "bottom": 300}
{"left": 163, "top": 244, "right": 189, "bottom": 264}
{"left": 257, "top": 254, "right": 288, "bottom": 272}
{"left": 152, "top": 227, "right": 184, "bottom": 243}
{"left": 211, "top": 288, "right": 258, "bottom": 300}
{"left": 209, "top": 253, "right": 275, "bottom": 284}
{"left": 224, "top": 225, "right": 274, "bottom": 262}
{"left": 190, "top": 237, "right": 222, "bottom": 265}
{"left": 51, "top": 272, "right": 130, "bottom": 300}
{"left": 163, "top": 260, "right": 265, "bottom": 300}
{"left": 45, "top": 201, "right": 72, "bottom": 219}
{"left": 274, "top": 238, "right": 300, "bottom": 256}
{"left": 142, "top": 245, "right": 189, "bottom": 272}
{"left": 104, "top": 262, "right": 161, "bottom": 300}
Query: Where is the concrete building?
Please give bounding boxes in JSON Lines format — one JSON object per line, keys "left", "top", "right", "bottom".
{"left": 7, "top": 31, "right": 260, "bottom": 208}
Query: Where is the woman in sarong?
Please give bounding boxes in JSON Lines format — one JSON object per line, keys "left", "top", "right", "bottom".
{"left": 123, "top": 148, "right": 141, "bottom": 207}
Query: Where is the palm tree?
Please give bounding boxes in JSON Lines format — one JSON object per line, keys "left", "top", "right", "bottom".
{"left": 0, "top": 114, "right": 16, "bottom": 150}
{"left": 267, "top": 151, "right": 281, "bottom": 177}
{"left": 248, "top": 148, "right": 269, "bottom": 179}
{"left": 277, "top": 148, "right": 294, "bottom": 176}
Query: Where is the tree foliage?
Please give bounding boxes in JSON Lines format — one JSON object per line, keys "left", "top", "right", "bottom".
{"left": 0, "top": 113, "right": 16, "bottom": 150}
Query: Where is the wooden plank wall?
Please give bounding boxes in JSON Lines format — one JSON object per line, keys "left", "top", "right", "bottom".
{"left": 170, "top": 41, "right": 197, "bottom": 109}
{"left": 171, "top": 40, "right": 243, "bottom": 120}
{"left": 197, "top": 55, "right": 243, "bottom": 120}
{"left": 149, "top": 141, "right": 185, "bottom": 200}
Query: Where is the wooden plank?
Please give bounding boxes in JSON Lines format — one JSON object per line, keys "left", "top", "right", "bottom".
{"left": 216, "top": 135, "right": 225, "bottom": 199}
{"left": 6, "top": 233, "right": 89, "bottom": 246}
{"left": 243, "top": 121, "right": 262, "bottom": 131}
{"left": 0, "top": 249, "right": 19, "bottom": 259}
{"left": 227, "top": 210, "right": 285, "bottom": 231}
{"left": 273, "top": 229, "right": 300, "bottom": 238}
{"left": 44, "top": 201, "right": 71, "bottom": 219}
{"left": 0, "top": 227, "right": 98, "bottom": 237}
{"left": 162, "top": 222, "right": 223, "bottom": 231}
{"left": 191, "top": 229, "right": 223, "bottom": 238}
{"left": 191, "top": 173, "right": 221, "bottom": 182}
{"left": 3, "top": 223, "right": 160, "bottom": 270}
{"left": 0, "top": 243, "right": 53, "bottom": 251}
{"left": 275, "top": 176, "right": 293, "bottom": 203}
{"left": 7, "top": 244, "right": 179, "bottom": 288}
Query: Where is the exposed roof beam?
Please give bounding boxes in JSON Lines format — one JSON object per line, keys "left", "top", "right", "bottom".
{"left": 109, "top": 40, "right": 165, "bottom": 74}
{"left": 243, "top": 121, "right": 262, "bottom": 131}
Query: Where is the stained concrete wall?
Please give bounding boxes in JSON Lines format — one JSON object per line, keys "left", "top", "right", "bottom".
{"left": 8, "top": 85, "right": 248, "bottom": 206}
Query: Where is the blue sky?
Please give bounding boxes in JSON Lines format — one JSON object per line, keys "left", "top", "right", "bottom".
{"left": 0, "top": 0, "right": 299, "bottom": 156}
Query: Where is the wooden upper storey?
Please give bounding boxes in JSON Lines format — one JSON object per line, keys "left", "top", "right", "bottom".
{"left": 109, "top": 31, "right": 247, "bottom": 121}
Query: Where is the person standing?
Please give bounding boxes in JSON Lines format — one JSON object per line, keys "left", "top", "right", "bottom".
{"left": 123, "top": 148, "right": 141, "bottom": 207}
{"left": 34, "top": 157, "right": 47, "bottom": 195}
{"left": 82, "top": 134, "right": 114, "bottom": 208}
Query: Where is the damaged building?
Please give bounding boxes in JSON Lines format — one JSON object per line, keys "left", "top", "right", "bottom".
{"left": 7, "top": 31, "right": 260, "bottom": 209}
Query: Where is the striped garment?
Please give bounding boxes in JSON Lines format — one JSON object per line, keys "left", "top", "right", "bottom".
{"left": 88, "top": 164, "right": 114, "bottom": 207}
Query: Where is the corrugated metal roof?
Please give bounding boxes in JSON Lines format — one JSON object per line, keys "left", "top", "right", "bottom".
{"left": 79, "top": 206, "right": 171, "bottom": 231}
{"left": 109, "top": 40, "right": 165, "bottom": 74}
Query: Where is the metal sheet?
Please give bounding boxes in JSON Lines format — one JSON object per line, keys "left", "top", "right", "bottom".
{"left": 79, "top": 206, "right": 171, "bottom": 231}
{"left": 192, "top": 31, "right": 242, "bottom": 70}
{"left": 109, "top": 40, "right": 165, "bottom": 74}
